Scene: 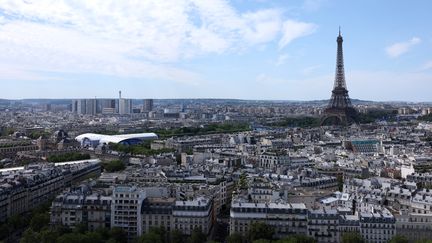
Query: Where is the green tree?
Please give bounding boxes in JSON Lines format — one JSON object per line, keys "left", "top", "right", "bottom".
{"left": 276, "top": 235, "right": 316, "bottom": 243}
{"left": 253, "top": 240, "right": 271, "bottom": 243}
{"left": 341, "top": 232, "right": 364, "bottom": 243}
{"left": 170, "top": 229, "right": 184, "bottom": 243}
{"left": 73, "top": 223, "right": 88, "bottom": 234}
{"left": 238, "top": 172, "right": 248, "bottom": 190}
{"left": 227, "top": 233, "right": 244, "bottom": 243}
{"left": 337, "top": 175, "right": 344, "bottom": 192}
{"left": 248, "top": 222, "right": 275, "bottom": 241}
{"left": 30, "top": 213, "right": 50, "bottom": 232}
{"left": 416, "top": 240, "right": 432, "bottom": 243}
{"left": 103, "top": 160, "right": 126, "bottom": 172}
{"left": 83, "top": 231, "right": 103, "bottom": 243}
{"left": 138, "top": 227, "right": 166, "bottom": 243}
{"left": 0, "top": 224, "right": 9, "bottom": 240}
{"left": 389, "top": 235, "right": 409, "bottom": 243}
{"left": 47, "top": 152, "right": 91, "bottom": 162}
{"left": 57, "top": 233, "right": 84, "bottom": 243}
{"left": 20, "top": 228, "right": 41, "bottom": 243}
{"left": 39, "top": 229, "right": 60, "bottom": 243}
{"left": 109, "top": 227, "right": 127, "bottom": 243}
{"left": 188, "top": 228, "right": 207, "bottom": 243}
{"left": 9, "top": 214, "right": 27, "bottom": 230}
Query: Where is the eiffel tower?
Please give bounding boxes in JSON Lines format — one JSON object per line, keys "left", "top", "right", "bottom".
{"left": 321, "top": 28, "right": 357, "bottom": 126}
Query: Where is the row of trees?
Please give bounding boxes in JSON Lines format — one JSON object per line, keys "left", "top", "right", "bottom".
{"left": 20, "top": 225, "right": 128, "bottom": 243}
{"left": 265, "top": 109, "right": 400, "bottom": 129}
{"left": 109, "top": 142, "right": 174, "bottom": 156}
{"left": 102, "top": 160, "right": 126, "bottom": 172}
{"left": 357, "top": 109, "right": 398, "bottom": 123}
{"left": 418, "top": 113, "right": 432, "bottom": 122}
{"left": 137, "top": 227, "right": 207, "bottom": 243}
{"left": 153, "top": 123, "right": 251, "bottom": 138}
{"left": 98, "top": 123, "right": 250, "bottom": 138}
{"left": 227, "top": 223, "right": 432, "bottom": 243}
{"left": 225, "top": 222, "right": 315, "bottom": 243}
{"left": 0, "top": 200, "right": 52, "bottom": 242}
{"left": 267, "top": 117, "right": 320, "bottom": 128}
{"left": 47, "top": 152, "right": 91, "bottom": 162}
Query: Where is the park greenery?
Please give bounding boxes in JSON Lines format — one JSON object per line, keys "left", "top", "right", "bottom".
{"left": 109, "top": 142, "right": 174, "bottom": 156}
{"left": 137, "top": 227, "right": 206, "bottom": 243}
{"left": 267, "top": 117, "right": 320, "bottom": 128}
{"left": 152, "top": 123, "right": 251, "bottom": 138}
{"left": 0, "top": 127, "right": 15, "bottom": 137}
{"left": 47, "top": 152, "right": 91, "bottom": 162}
{"left": 5, "top": 213, "right": 432, "bottom": 243}
{"left": 357, "top": 109, "right": 398, "bottom": 123}
{"left": 226, "top": 222, "right": 316, "bottom": 243}
{"left": 418, "top": 113, "right": 432, "bottom": 122}
{"left": 267, "top": 109, "right": 399, "bottom": 128}
{"left": 99, "top": 123, "right": 250, "bottom": 138}
{"left": 103, "top": 160, "right": 126, "bottom": 172}
{"left": 341, "top": 232, "right": 364, "bottom": 243}
{"left": 27, "top": 130, "right": 51, "bottom": 140}
{"left": 0, "top": 200, "right": 52, "bottom": 242}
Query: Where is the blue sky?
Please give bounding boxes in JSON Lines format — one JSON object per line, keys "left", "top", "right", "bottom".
{"left": 0, "top": 0, "right": 431, "bottom": 101}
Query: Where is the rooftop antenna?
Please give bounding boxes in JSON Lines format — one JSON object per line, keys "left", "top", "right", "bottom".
{"left": 339, "top": 26, "right": 341, "bottom": 36}
{"left": 119, "top": 90, "right": 122, "bottom": 99}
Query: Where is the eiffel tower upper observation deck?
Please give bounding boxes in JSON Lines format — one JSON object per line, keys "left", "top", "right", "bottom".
{"left": 321, "top": 28, "right": 358, "bottom": 126}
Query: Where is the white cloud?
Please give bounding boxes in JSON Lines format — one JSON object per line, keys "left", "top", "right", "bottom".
{"left": 302, "top": 0, "right": 325, "bottom": 12}
{"left": 420, "top": 61, "right": 432, "bottom": 71}
{"left": 0, "top": 0, "right": 317, "bottom": 83}
{"left": 302, "top": 65, "right": 321, "bottom": 75}
{"left": 385, "top": 37, "right": 421, "bottom": 58}
{"left": 279, "top": 20, "right": 317, "bottom": 49}
{"left": 275, "top": 53, "right": 289, "bottom": 66}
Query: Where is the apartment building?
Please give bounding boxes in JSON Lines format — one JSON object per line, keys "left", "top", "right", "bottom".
{"left": 172, "top": 197, "right": 213, "bottom": 235}
{"left": 395, "top": 211, "right": 432, "bottom": 242}
{"left": 359, "top": 209, "right": 395, "bottom": 243}
{"left": 50, "top": 190, "right": 111, "bottom": 231}
{"left": 111, "top": 186, "right": 146, "bottom": 239}
{"left": 259, "top": 151, "right": 290, "bottom": 170}
{"left": 0, "top": 160, "right": 100, "bottom": 222}
{"left": 230, "top": 201, "right": 308, "bottom": 238}
{"left": 307, "top": 209, "right": 340, "bottom": 243}
{"left": 141, "top": 197, "right": 175, "bottom": 233}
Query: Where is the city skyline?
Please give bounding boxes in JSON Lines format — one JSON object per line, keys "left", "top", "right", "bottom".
{"left": 1, "top": 0, "right": 432, "bottom": 101}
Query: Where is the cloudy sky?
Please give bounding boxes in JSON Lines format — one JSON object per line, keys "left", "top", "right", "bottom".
{"left": 0, "top": 0, "right": 431, "bottom": 101}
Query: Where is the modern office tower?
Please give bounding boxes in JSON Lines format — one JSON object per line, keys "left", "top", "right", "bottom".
{"left": 98, "top": 99, "right": 116, "bottom": 114}
{"left": 85, "top": 99, "right": 97, "bottom": 115}
{"left": 321, "top": 28, "right": 357, "bottom": 126}
{"left": 118, "top": 90, "right": 131, "bottom": 115}
{"left": 119, "top": 98, "right": 132, "bottom": 114}
{"left": 71, "top": 100, "right": 78, "bottom": 113}
{"left": 76, "top": 99, "right": 87, "bottom": 115}
{"left": 142, "top": 99, "right": 154, "bottom": 112}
